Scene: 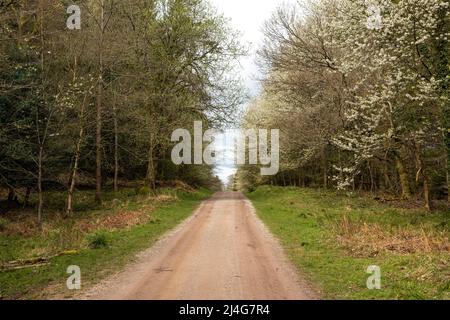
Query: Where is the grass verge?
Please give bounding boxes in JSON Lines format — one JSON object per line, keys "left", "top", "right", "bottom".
{"left": 247, "top": 186, "right": 449, "bottom": 300}
{"left": 0, "top": 187, "right": 211, "bottom": 299}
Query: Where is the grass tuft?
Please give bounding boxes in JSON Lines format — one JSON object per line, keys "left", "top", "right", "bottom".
{"left": 88, "top": 231, "right": 109, "bottom": 249}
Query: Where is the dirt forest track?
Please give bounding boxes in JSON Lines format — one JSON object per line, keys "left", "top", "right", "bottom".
{"left": 82, "top": 192, "right": 318, "bottom": 300}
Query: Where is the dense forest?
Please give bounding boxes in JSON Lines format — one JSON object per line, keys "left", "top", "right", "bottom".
{"left": 0, "top": 0, "right": 244, "bottom": 224}
{"left": 238, "top": 0, "right": 450, "bottom": 211}
{"left": 1, "top": 0, "right": 449, "bottom": 226}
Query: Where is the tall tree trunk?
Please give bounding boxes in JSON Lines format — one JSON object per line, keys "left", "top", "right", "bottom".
{"left": 382, "top": 155, "right": 392, "bottom": 192}
{"left": 113, "top": 101, "right": 119, "bottom": 193}
{"left": 37, "top": 147, "right": 43, "bottom": 229}
{"left": 66, "top": 123, "right": 84, "bottom": 216}
{"left": 442, "top": 129, "right": 450, "bottom": 204}
{"left": 441, "top": 128, "right": 450, "bottom": 203}
{"left": 95, "top": 85, "right": 102, "bottom": 204}
{"left": 66, "top": 52, "right": 88, "bottom": 215}
{"left": 7, "top": 187, "right": 14, "bottom": 203}
{"left": 368, "top": 161, "right": 375, "bottom": 193}
{"left": 423, "top": 176, "right": 431, "bottom": 211}
{"left": 395, "top": 154, "right": 412, "bottom": 200}
{"left": 447, "top": 170, "right": 450, "bottom": 203}
{"left": 358, "top": 174, "right": 364, "bottom": 191}
{"left": 37, "top": 0, "right": 45, "bottom": 230}
{"left": 414, "top": 139, "right": 432, "bottom": 211}
{"left": 95, "top": 0, "right": 105, "bottom": 204}
{"left": 322, "top": 147, "right": 328, "bottom": 189}
{"left": 388, "top": 103, "right": 411, "bottom": 199}
{"left": 298, "top": 169, "right": 302, "bottom": 188}
{"left": 442, "top": 127, "right": 450, "bottom": 203}
{"left": 23, "top": 187, "right": 31, "bottom": 208}
{"left": 146, "top": 142, "right": 156, "bottom": 191}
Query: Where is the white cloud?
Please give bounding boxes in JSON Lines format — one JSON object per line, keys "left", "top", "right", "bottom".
{"left": 210, "top": 0, "right": 291, "bottom": 96}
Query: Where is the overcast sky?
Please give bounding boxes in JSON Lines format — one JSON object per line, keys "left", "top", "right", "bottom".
{"left": 210, "top": 0, "right": 288, "bottom": 96}
{"left": 209, "top": 0, "right": 289, "bottom": 184}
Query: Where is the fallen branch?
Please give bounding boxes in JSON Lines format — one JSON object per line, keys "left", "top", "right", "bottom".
{"left": 2, "top": 262, "right": 50, "bottom": 271}
{"left": 0, "top": 250, "right": 78, "bottom": 272}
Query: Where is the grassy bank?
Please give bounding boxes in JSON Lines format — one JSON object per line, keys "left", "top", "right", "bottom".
{"left": 0, "top": 187, "right": 211, "bottom": 299}
{"left": 247, "top": 186, "right": 449, "bottom": 300}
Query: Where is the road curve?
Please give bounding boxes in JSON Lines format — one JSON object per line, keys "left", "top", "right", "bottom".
{"left": 83, "top": 192, "right": 318, "bottom": 300}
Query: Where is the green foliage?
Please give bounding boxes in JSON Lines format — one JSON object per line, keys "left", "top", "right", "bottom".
{"left": 0, "top": 0, "right": 240, "bottom": 211}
